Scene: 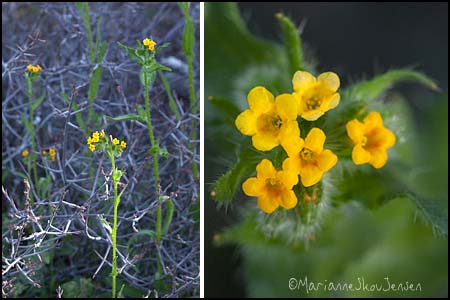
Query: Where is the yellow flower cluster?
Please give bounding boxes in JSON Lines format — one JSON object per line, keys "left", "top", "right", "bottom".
{"left": 49, "top": 148, "right": 56, "bottom": 161}
{"left": 27, "top": 64, "right": 42, "bottom": 73}
{"left": 236, "top": 71, "right": 396, "bottom": 213}
{"left": 22, "top": 150, "right": 29, "bottom": 157}
{"left": 87, "top": 130, "right": 126, "bottom": 155}
{"left": 143, "top": 38, "right": 157, "bottom": 52}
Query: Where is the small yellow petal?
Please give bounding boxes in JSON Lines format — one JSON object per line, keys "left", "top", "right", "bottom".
{"left": 364, "top": 111, "right": 383, "bottom": 131}
{"left": 346, "top": 119, "right": 365, "bottom": 144}
{"left": 369, "top": 149, "right": 388, "bottom": 169}
{"left": 292, "top": 71, "right": 316, "bottom": 92}
{"left": 256, "top": 159, "right": 277, "bottom": 179}
{"left": 257, "top": 194, "right": 279, "bottom": 214}
{"left": 277, "top": 170, "right": 298, "bottom": 188}
{"left": 304, "top": 128, "right": 326, "bottom": 153}
{"left": 316, "top": 150, "right": 338, "bottom": 172}
{"left": 279, "top": 120, "right": 300, "bottom": 145}
{"left": 317, "top": 72, "right": 340, "bottom": 92}
{"left": 282, "top": 157, "right": 300, "bottom": 174}
{"left": 300, "top": 109, "right": 324, "bottom": 121}
{"left": 121, "top": 141, "right": 127, "bottom": 148}
{"left": 22, "top": 150, "right": 29, "bottom": 157}
{"left": 352, "top": 144, "right": 371, "bottom": 165}
{"left": 323, "top": 93, "right": 340, "bottom": 110}
{"left": 252, "top": 132, "right": 278, "bottom": 151}
{"left": 247, "top": 86, "right": 274, "bottom": 114}
{"left": 235, "top": 109, "right": 257, "bottom": 136}
{"left": 242, "top": 177, "right": 263, "bottom": 196}
{"left": 275, "top": 93, "right": 297, "bottom": 120}
{"left": 299, "top": 164, "right": 323, "bottom": 187}
{"left": 279, "top": 190, "right": 298, "bottom": 209}
{"left": 113, "top": 138, "right": 119, "bottom": 145}
{"left": 281, "top": 136, "right": 304, "bottom": 158}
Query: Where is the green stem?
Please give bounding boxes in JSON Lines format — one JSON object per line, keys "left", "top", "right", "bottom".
{"left": 27, "top": 76, "right": 38, "bottom": 204}
{"left": 110, "top": 154, "right": 119, "bottom": 298}
{"left": 144, "top": 72, "right": 162, "bottom": 245}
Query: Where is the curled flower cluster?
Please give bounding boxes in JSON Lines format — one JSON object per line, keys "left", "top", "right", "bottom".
{"left": 143, "top": 38, "right": 157, "bottom": 51}
{"left": 236, "top": 71, "right": 396, "bottom": 213}
{"left": 27, "top": 64, "right": 42, "bottom": 73}
{"left": 87, "top": 130, "right": 126, "bottom": 156}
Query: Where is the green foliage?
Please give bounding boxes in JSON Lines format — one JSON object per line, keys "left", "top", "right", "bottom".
{"left": 61, "top": 277, "right": 94, "bottom": 298}
{"left": 276, "top": 12, "right": 304, "bottom": 74}
{"left": 159, "top": 71, "right": 181, "bottom": 120}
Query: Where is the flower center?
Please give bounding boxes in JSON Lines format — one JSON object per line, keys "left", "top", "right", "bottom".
{"left": 361, "top": 136, "right": 368, "bottom": 146}
{"left": 305, "top": 95, "right": 321, "bottom": 110}
{"left": 257, "top": 112, "right": 283, "bottom": 134}
{"left": 300, "top": 148, "right": 314, "bottom": 162}
{"left": 265, "top": 178, "right": 283, "bottom": 196}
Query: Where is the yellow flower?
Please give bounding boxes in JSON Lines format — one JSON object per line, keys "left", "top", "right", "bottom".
{"left": 92, "top": 135, "right": 99, "bottom": 143}
{"left": 22, "top": 150, "right": 29, "bottom": 157}
{"left": 100, "top": 130, "right": 105, "bottom": 138}
{"left": 26, "top": 64, "right": 42, "bottom": 73}
{"left": 49, "top": 148, "right": 56, "bottom": 161}
{"left": 235, "top": 86, "right": 300, "bottom": 151}
{"left": 87, "top": 137, "right": 93, "bottom": 144}
{"left": 120, "top": 141, "right": 127, "bottom": 148}
{"left": 292, "top": 71, "right": 340, "bottom": 121}
{"left": 113, "top": 138, "right": 119, "bottom": 145}
{"left": 143, "top": 38, "right": 156, "bottom": 51}
{"left": 346, "top": 111, "right": 396, "bottom": 169}
{"left": 282, "top": 128, "right": 338, "bottom": 187}
{"left": 242, "top": 159, "right": 299, "bottom": 213}
{"left": 89, "top": 144, "right": 96, "bottom": 152}
{"left": 42, "top": 150, "right": 47, "bottom": 155}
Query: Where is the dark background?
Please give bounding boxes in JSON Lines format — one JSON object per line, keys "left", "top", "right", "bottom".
{"left": 205, "top": 2, "right": 448, "bottom": 298}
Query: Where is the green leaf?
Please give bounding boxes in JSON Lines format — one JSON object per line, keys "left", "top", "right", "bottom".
{"left": 159, "top": 71, "right": 181, "bottom": 120}
{"left": 31, "top": 93, "right": 46, "bottom": 111}
{"left": 99, "top": 214, "right": 112, "bottom": 234}
{"left": 110, "top": 114, "right": 144, "bottom": 122}
{"left": 20, "top": 114, "right": 33, "bottom": 133}
{"left": 127, "top": 230, "right": 156, "bottom": 248}
{"left": 117, "top": 41, "right": 144, "bottom": 65}
{"left": 161, "top": 199, "right": 174, "bottom": 236}
{"left": 136, "top": 105, "right": 147, "bottom": 121}
{"left": 75, "top": 2, "right": 84, "bottom": 13}
{"left": 406, "top": 192, "right": 448, "bottom": 236}
{"left": 94, "top": 15, "right": 102, "bottom": 60}
{"left": 140, "top": 67, "right": 156, "bottom": 88}
{"left": 155, "top": 42, "right": 170, "bottom": 54}
{"left": 276, "top": 12, "right": 304, "bottom": 74}
{"left": 347, "top": 69, "right": 439, "bottom": 103}
{"left": 88, "top": 65, "right": 103, "bottom": 102}
{"left": 182, "top": 15, "right": 195, "bottom": 59}
{"left": 96, "top": 41, "right": 107, "bottom": 63}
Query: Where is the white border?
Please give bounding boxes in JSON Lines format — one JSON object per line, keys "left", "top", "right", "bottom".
{"left": 199, "top": 2, "right": 205, "bottom": 298}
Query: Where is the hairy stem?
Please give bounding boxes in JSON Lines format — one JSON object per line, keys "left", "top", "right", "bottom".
{"left": 26, "top": 76, "right": 38, "bottom": 204}
{"left": 110, "top": 154, "right": 119, "bottom": 298}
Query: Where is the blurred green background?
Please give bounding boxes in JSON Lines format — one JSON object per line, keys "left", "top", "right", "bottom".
{"left": 205, "top": 3, "right": 448, "bottom": 298}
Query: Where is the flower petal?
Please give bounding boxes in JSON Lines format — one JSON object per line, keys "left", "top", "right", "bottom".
{"left": 316, "top": 149, "right": 338, "bottom": 172}
{"left": 258, "top": 194, "right": 279, "bottom": 213}
{"left": 382, "top": 128, "right": 396, "bottom": 148}
{"left": 364, "top": 111, "right": 383, "bottom": 131}
{"left": 275, "top": 93, "right": 297, "bottom": 120}
{"left": 318, "top": 72, "right": 340, "bottom": 91}
{"left": 299, "top": 164, "right": 323, "bottom": 187}
{"left": 346, "top": 119, "right": 365, "bottom": 144}
{"left": 279, "top": 120, "right": 300, "bottom": 145}
{"left": 292, "top": 71, "right": 316, "bottom": 92}
{"left": 248, "top": 86, "right": 274, "bottom": 114}
{"left": 279, "top": 190, "right": 298, "bottom": 209}
{"left": 326, "top": 93, "right": 340, "bottom": 110}
{"left": 252, "top": 132, "right": 278, "bottom": 151}
{"left": 235, "top": 109, "right": 257, "bottom": 136}
{"left": 352, "top": 144, "right": 371, "bottom": 165}
{"left": 256, "top": 159, "right": 277, "bottom": 179}
{"left": 242, "top": 177, "right": 263, "bottom": 196}
{"left": 369, "top": 148, "right": 388, "bottom": 169}
{"left": 281, "top": 136, "right": 304, "bottom": 158}
{"left": 300, "top": 109, "right": 324, "bottom": 121}
{"left": 305, "top": 128, "right": 326, "bottom": 153}
{"left": 282, "top": 157, "right": 301, "bottom": 174}
{"left": 277, "top": 170, "right": 299, "bottom": 189}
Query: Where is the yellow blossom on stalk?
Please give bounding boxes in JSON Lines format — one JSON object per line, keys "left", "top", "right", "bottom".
{"left": 292, "top": 71, "right": 340, "bottom": 121}
{"left": 346, "top": 111, "right": 396, "bottom": 169}
{"left": 143, "top": 38, "right": 156, "bottom": 51}
{"left": 242, "top": 159, "right": 299, "bottom": 213}
{"left": 22, "top": 150, "right": 29, "bottom": 157}
{"left": 282, "top": 128, "right": 338, "bottom": 187}
{"left": 27, "top": 64, "right": 42, "bottom": 73}
{"left": 100, "top": 130, "right": 105, "bottom": 138}
{"left": 87, "top": 137, "right": 93, "bottom": 144}
{"left": 89, "top": 144, "right": 96, "bottom": 152}
{"left": 113, "top": 138, "right": 119, "bottom": 145}
{"left": 120, "top": 141, "right": 127, "bottom": 148}
{"left": 49, "top": 148, "right": 56, "bottom": 161}
{"left": 235, "top": 86, "right": 299, "bottom": 151}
